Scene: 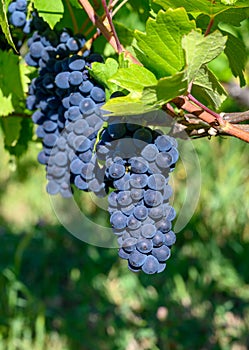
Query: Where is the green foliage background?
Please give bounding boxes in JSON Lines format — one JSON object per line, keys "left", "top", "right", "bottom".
{"left": 0, "top": 0, "right": 249, "bottom": 349}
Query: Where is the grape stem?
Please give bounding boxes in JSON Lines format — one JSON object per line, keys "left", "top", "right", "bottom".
{"left": 204, "top": 16, "right": 214, "bottom": 36}
{"left": 187, "top": 93, "right": 223, "bottom": 124}
{"left": 222, "top": 111, "right": 249, "bottom": 123}
{"left": 78, "top": 0, "right": 141, "bottom": 64}
{"left": 101, "top": 0, "right": 122, "bottom": 53}
{"left": 171, "top": 96, "right": 249, "bottom": 143}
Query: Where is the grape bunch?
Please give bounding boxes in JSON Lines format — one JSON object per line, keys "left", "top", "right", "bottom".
{"left": 27, "top": 48, "right": 106, "bottom": 196}
{"left": 18, "top": 1, "right": 179, "bottom": 274}
{"left": 8, "top": 0, "right": 31, "bottom": 33}
{"left": 95, "top": 121, "right": 178, "bottom": 273}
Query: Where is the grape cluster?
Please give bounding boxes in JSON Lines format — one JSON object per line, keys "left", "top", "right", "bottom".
{"left": 25, "top": 22, "right": 106, "bottom": 196}
{"left": 18, "top": 1, "right": 179, "bottom": 274}
{"left": 29, "top": 51, "right": 106, "bottom": 195}
{"left": 94, "top": 121, "right": 178, "bottom": 273}
{"left": 8, "top": 0, "right": 31, "bottom": 33}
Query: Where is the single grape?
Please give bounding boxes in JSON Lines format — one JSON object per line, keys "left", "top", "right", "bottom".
{"left": 136, "top": 238, "right": 153, "bottom": 254}
{"left": 128, "top": 249, "right": 147, "bottom": 268}
{"left": 152, "top": 245, "right": 171, "bottom": 262}
{"left": 141, "top": 223, "right": 157, "bottom": 239}
{"left": 110, "top": 211, "right": 127, "bottom": 229}
{"left": 142, "top": 255, "right": 159, "bottom": 274}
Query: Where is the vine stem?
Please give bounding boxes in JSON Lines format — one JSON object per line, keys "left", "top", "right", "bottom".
{"left": 77, "top": 0, "right": 141, "bottom": 64}
{"left": 187, "top": 93, "right": 224, "bottom": 124}
{"left": 204, "top": 16, "right": 214, "bottom": 36}
{"left": 65, "top": 0, "right": 79, "bottom": 33}
{"left": 101, "top": 0, "right": 122, "bottom": 53}
{"left": 171, "top": 96, "right": 249, "bottom": 143}
{"left": 222, "top": 111, "right": 249, "bottom": 123}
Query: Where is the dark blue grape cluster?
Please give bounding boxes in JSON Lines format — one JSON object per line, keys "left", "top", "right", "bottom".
{"left": 8, "top": 0, "right": 31, "bottom": 34}
{"left": 21, "top": 0, "right": 179, "bottom": 273}
{"left": 26, "top": 31, "right": 106, "bottom": 196}
{"left": 24, "top": 27, "right": 89, "bottom": 68}
{"left": 94, "top": 121, "right": 178, "bottom": 274}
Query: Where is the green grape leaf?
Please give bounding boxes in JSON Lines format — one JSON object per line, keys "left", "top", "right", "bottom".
{"left": 102, "top": 92, "right": 155, "bottom": 116}
{"left": 192, "top": 66, "right": 227, "bottom": 109}
{"left": 33, "top": 0, "right": 64, "bottom": 29}
{"left": 134, "top": 8, "right": 195, "bottom": 78}
{"left": 110, "top": 64, "right": 157, "bottom": 93}
{"left": 195, "top": 8, "right": 249, "bottom": 34}
{"left": 114, "top": 21, "right": 135, "bottom": 47}
{"left": 216, "top": 7, "right": 249, "bottom": 27}
{"left": 91, "top": 58, "right": 119, "bottom": 96}
{"left": 4, "top": 118, "right": 33, "bottom": 157}
{"left": 223, "top": 32, "right": 246, "bottom": 86}
{"left": 0, "top": 0, "right": 16, "bottom": 50}
{"left": 102, "top": 71, "right": 187, "bottom": 116}
{"left": 154, "top": 0, "right": 249, "bottom": 16}
{"left": 1, "top": 117, "right": 22, "bottom": 148}
{"left": 182, "top": 30, "right": 227, "bottom": 83}
{"left": 0, "top": 90, "right": 14, "bottom": 116}
{"left": 0, "top": 50, "right": 26, "bottom": 117}
{"left": 143, "top": 71, "right": 188, "bottom": 107}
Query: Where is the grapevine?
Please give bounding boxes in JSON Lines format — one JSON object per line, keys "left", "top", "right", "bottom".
{"left": 1, "top": 0, "right": 249, "bottom": 275}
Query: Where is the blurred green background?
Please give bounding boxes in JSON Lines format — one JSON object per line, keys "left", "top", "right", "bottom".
{"left": 1, "top": 3, "right": 249, "bottom": 350}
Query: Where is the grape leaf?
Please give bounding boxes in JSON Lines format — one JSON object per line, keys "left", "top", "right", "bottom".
{"left": 0, "top": 0, "right": 16, "bottom": 50}
{"left": 4, "top": 118, "right": 33, "bottom": 157}
{"left": 215, "top": 8, "right": 249, "bottom": 27}
{"left": 223, "top": 32, "right": 246, "bottom": 86}
{"left": 110, "top": 65, "right": 157, "bottom": 93}
{"left": 192, "top": 66, "right": 227, "bottom": 109}
{"left": 114, "top": 21, "right": 135, "bottom": 47}
{"left": 91, "top": 58, "right": 119, "bottom": 96}
{"left": 134, "top": 8, "right": 195, "bottom": 78}
{"left": 195, "top": 8, "right": 249, "bottom": 35}
{"left": 182, "top": 30, "right": 227, "bottom": 83}
{"left": 0, "top": 90, "right": 14, "bottom": 116}
{"left": 102, "top": 93, "right": 152, "bottom": 116}
{"left": 0, "top": 50, "right": 25, "bottom": 117}
{"left": 154, "top": 0, "right": 249, "bottom": 16}
{"left": 143, "top": 71, "right": 187, "bottom": 106}
{"left": 33, "top": 0, "right": 64, "bottom": 29}
{"left": 1, "top": 117, "right": 22, "bottom": 148}
{"left": 102, "top": 70, "right": 187, "bottom": 116}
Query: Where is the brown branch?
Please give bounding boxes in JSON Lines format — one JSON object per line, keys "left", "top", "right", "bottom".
{"left": 102, "top": 0, "right": 122, "bottom": 53}
{"left": 171, "top": 96, "right": 249, "bottom": 143}
{"left": 223, "top": 111, "right": 249, "bottom": 123}
{"left": 78, "top": 0, "right": 141, "bottom": 64}
{"left": 204, "top": 16, "right": 214, "bottom": 36}
{"left": 232, "top": 124, "right": 249, "bottom": 132}
{"left": 187, "top": 93, "right": 223, "bottom": 124}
